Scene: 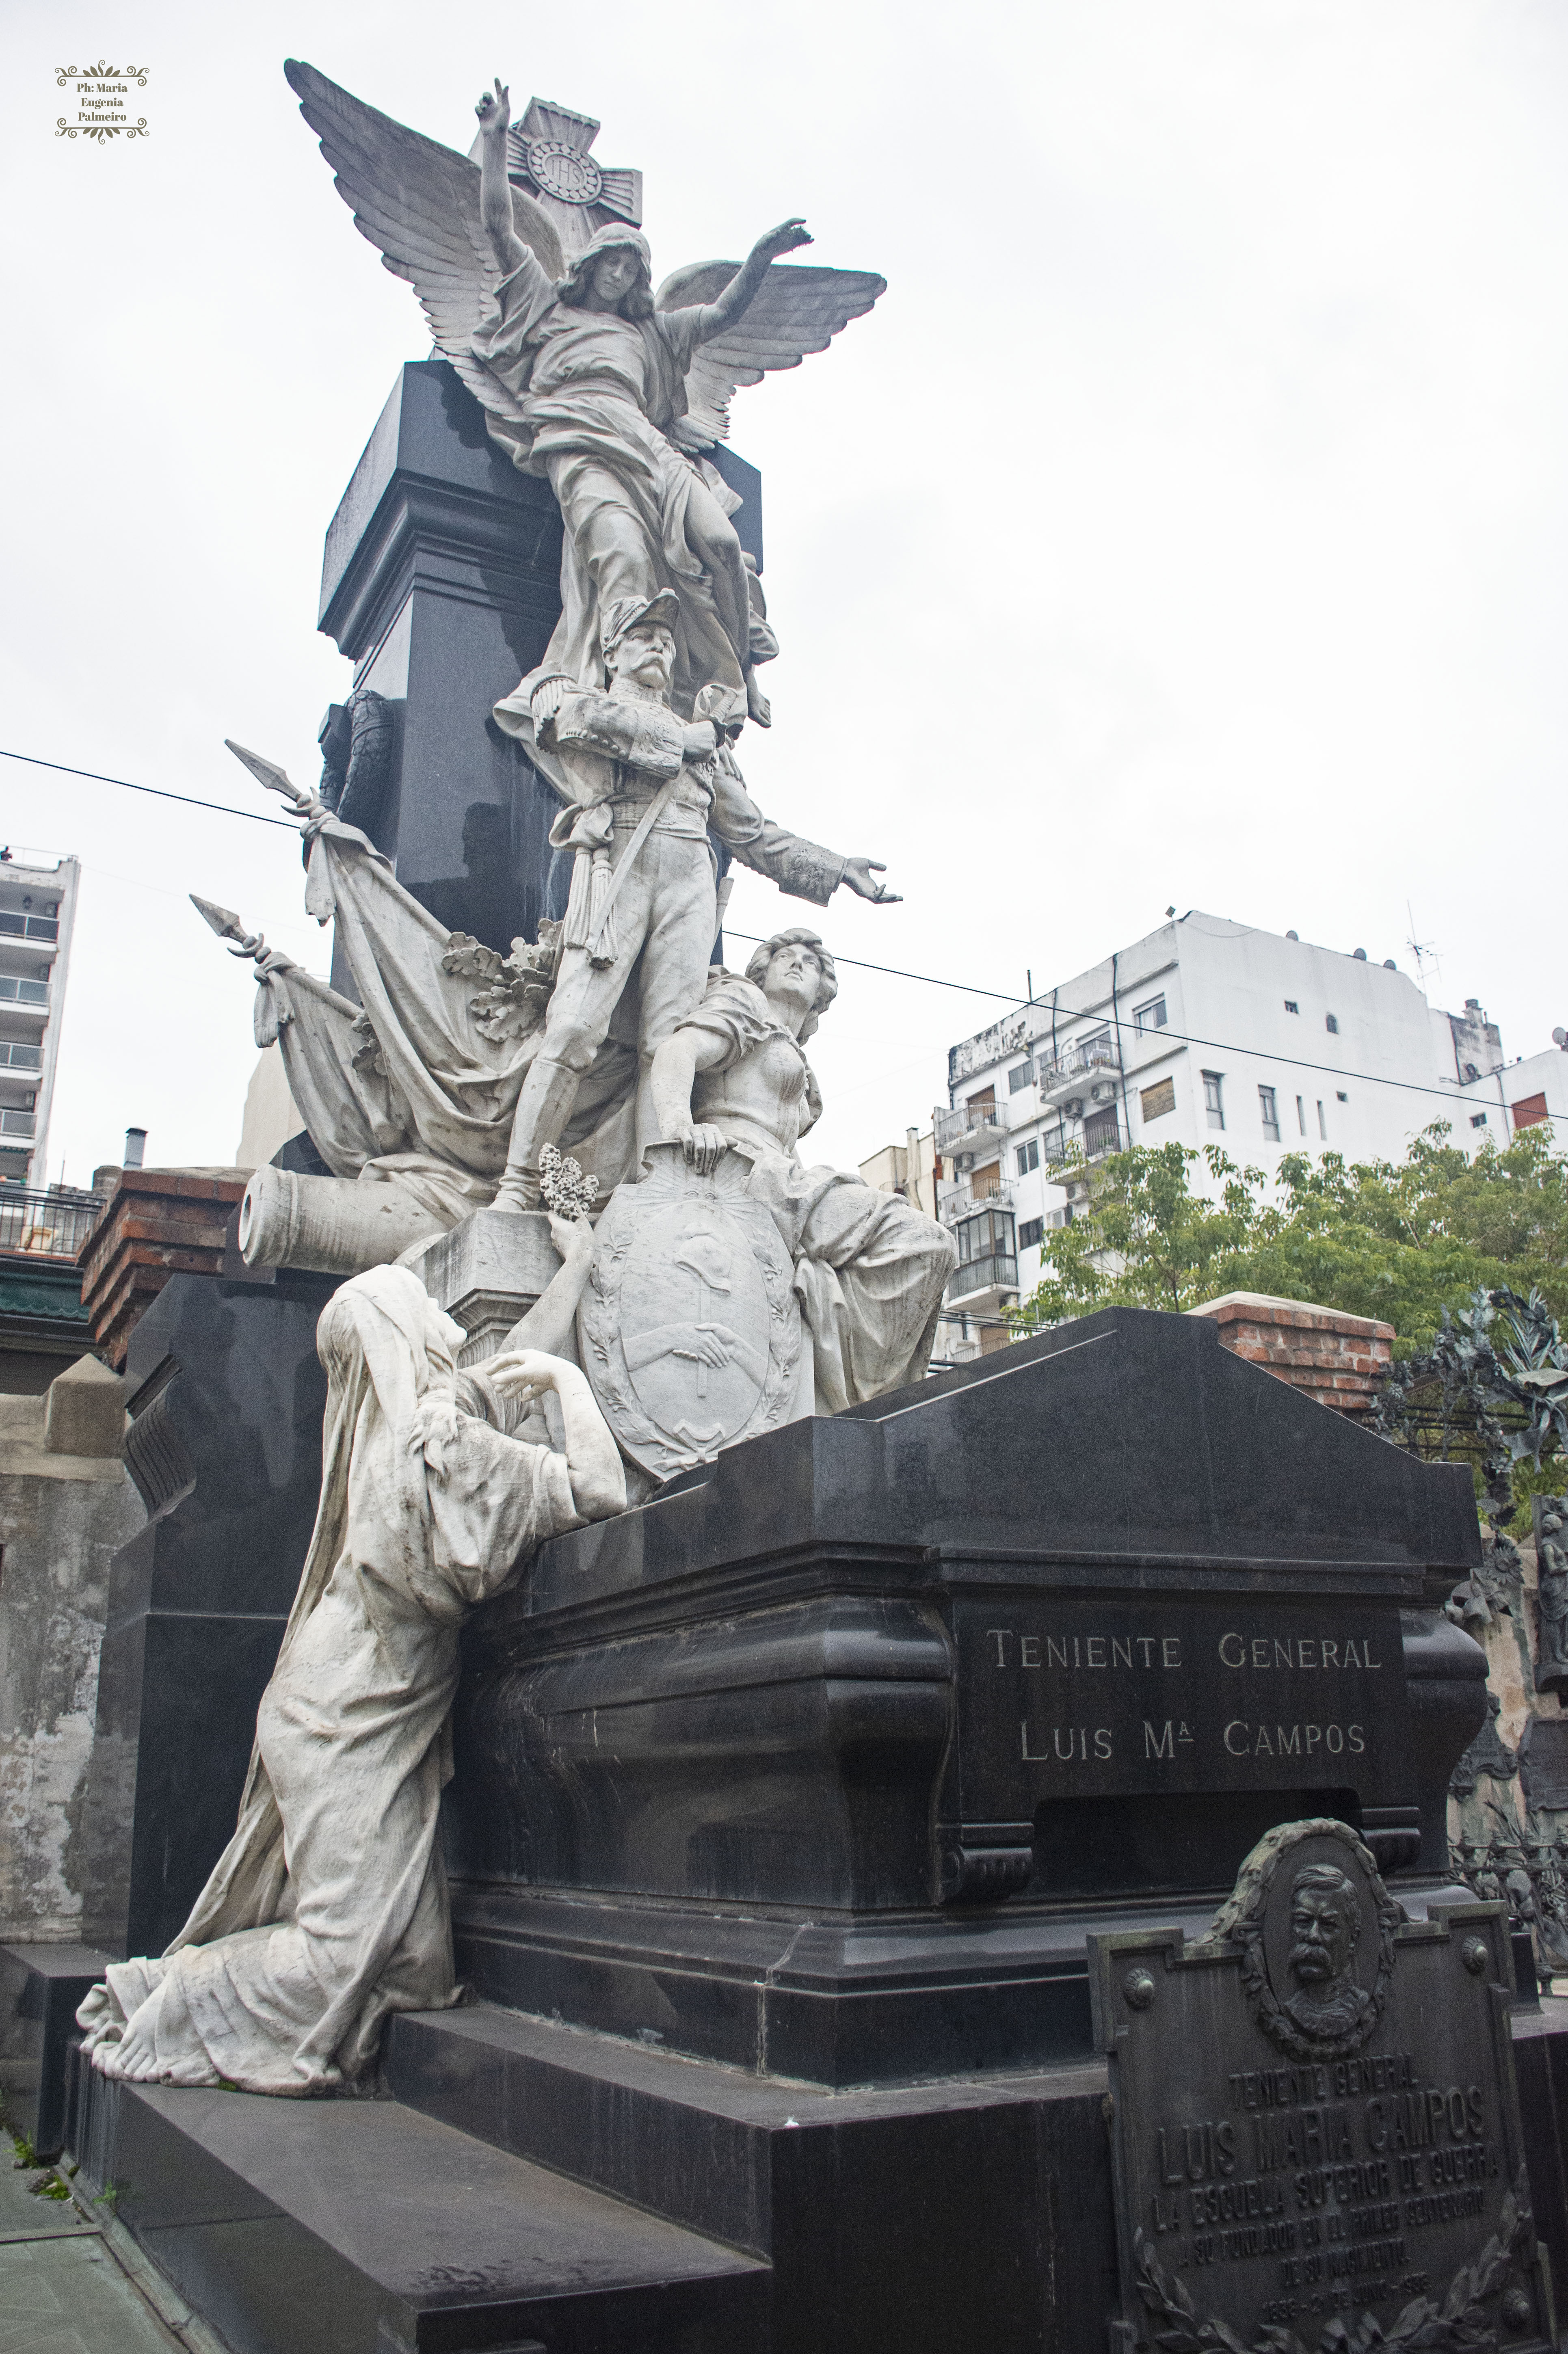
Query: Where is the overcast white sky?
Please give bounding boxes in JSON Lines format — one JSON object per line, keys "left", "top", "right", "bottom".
{"left": 3, "top": 0, "right": 1565, "bottom": 1187}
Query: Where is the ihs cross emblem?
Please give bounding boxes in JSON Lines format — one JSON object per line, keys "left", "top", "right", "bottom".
{"left": 489, "top": 97, "right": 642, "bottom": 264}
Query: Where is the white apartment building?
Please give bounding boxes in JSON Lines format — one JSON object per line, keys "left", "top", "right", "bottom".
{"left": 0, "top": 853, "right": 80, "bottom": 1189}
{"left": 915, "top": 911, "right": 1562, "bottom": 1351}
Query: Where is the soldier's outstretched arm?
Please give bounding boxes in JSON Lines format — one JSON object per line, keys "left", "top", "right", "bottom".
{"left": 708, "top": 757, "right": 900, "bottom": 906}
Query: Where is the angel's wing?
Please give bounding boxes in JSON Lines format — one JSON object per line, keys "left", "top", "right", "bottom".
{"left": 653, "top": 260, "right": 887, "bottom": 451}
{"left": 283, "top": 61, "right": 564, "bottom": 424}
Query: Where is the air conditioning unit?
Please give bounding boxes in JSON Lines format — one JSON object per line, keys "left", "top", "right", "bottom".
{"left": 1062, "top": 1096, "right": 1084, "bottom": 1120}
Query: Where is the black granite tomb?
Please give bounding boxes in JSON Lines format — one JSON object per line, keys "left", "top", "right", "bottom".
{"left": 441, "top": 1305, "right": 1490, "bottom": 2084}
{"left": 57, "top": 1302, "right": 1568, "bottom": 2354}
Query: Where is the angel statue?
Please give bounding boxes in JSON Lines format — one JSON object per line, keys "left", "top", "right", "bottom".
{"left": 284, "top": 62, "right": 886, "bottom": 732}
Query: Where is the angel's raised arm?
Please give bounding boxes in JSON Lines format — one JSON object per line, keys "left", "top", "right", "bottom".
{"left": 475, "top": 80, "right": 529, "bottom": 279}
{"left": 687, "top": 218, "right": 815, "bottom": 346}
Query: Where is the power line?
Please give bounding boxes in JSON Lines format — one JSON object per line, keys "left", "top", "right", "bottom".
{"left": 722, "top": 931, "right": 1512, "bottom": 1114}
{"left": 2, "top": 748, "right": 1513, "bottom": 1116}
{"left": 0, "top": 748, "right": 298, "bottom": 832}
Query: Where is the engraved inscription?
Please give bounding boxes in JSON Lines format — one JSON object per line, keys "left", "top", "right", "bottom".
{"left": 1093, "top": 1822, "right": 1551, "bottom": 2350}
{"left": 954, "top": 1600, "right": 1408, "bottom": 1821}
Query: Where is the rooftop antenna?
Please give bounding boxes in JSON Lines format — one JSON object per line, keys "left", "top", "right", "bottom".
{"left": 1405, "top": 899, "right": 1441, "bottom": 996}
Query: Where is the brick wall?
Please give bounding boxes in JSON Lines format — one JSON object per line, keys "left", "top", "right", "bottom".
{"left": 78, "top": 1170, "right": 248, "bottom": 1371}
{"left": 1187, "top": 1290, "right": 1394, "bottom": 1417}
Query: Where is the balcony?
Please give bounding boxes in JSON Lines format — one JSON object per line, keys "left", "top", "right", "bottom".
{"left": 0, "top": 977, "right": 48, "bottom": 1015}
{"left": 0, "top": 1042, "right": 41, "bottom": 1072}
{"left": 947, "top": 1252, "right": 1020, "bottom": 1308}
{"left": 0, "top": 1185, "right": 105, "bottom": 1258}
{"left": 941, "top": 1177, "right": 1014, "bottom": 1226}
{"left": 0, "top": 913, "right": 60, "bottom": 945}
{"left": 0, "top": 1111, "right": 36, "bottom": 1139}
{"left": 1037, "top": 1035, "right": 1120, "bottom": 1107}
{"left": 934, "top": 1098, "right": 1008, "bottom": 1163}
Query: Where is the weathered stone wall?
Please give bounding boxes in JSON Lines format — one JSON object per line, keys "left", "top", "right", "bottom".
{"left": 0, "top": 1375, "right": 144, "bottom": 1940}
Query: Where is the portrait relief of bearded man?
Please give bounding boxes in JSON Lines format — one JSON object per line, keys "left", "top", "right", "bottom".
{"left": 1279, "top": 1862, "right": 1375, "bottom": 2044}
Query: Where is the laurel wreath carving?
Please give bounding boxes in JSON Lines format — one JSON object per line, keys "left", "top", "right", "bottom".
{"left": 1132, "top": 2164, "right": 1534, "bottom": 2352}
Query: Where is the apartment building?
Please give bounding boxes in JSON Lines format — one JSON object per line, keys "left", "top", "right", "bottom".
{"left": 0, "top": 852, "right": 80, "bottom": 1189}
{"left": 885, "top": 910, "right": 1558, "bottom": 1356}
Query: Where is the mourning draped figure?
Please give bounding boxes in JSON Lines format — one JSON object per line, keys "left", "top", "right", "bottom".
{"left": 77, "top": 1230, "right": 624, "bottom": 2092}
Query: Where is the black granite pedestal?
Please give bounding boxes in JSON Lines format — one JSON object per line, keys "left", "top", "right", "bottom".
{"left": 85, "top": 1264, "right": 336, "bottom": 1959}
{"left": 318, "top": 360, "right": 761, "bottom": 965}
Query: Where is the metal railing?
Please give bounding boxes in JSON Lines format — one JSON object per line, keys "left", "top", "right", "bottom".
{"left": 0, "top": 1042, "right": 42, "bottom": 1071}
{"left": 942, "top": 1178, "right": 1014, "bottom": 1225}
{"left": 1037, "top": 1036, "right": 1120, "bottom": 1094}
{"left": 947, "top": 1252, "right": 1019, "bottom": 1304}
{"left": 934, "top": 1098, "right": 1009, "bottom": 1156}
{"left": 0, "top": 1186, "right": 105, "bottom": 1257}
{"left": 0, "top": 914, "right": 59, "bottom": 943}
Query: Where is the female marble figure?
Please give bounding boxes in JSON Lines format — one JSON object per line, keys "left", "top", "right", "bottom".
{"left": 649, "top": 929, "right": 958, "bottom": 1412}
{"left": 77, "top": 1222, "right": 624, "bottom": 2095}
{"left": 281, "top": 62, "right": 882, "bottom": 737}
{"left": 470, "top": 80, "right": 805, "bottom": 727}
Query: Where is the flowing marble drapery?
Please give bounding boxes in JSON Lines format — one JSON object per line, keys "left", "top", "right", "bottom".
{"left": 76, "top": 1268, "right": 584, "bottom": 2093}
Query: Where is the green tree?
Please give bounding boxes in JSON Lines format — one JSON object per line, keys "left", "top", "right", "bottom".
{"left": 1018, "top": 1140, "right": 1267, "bottom": 1323}
{"left": 1015, "top": 1123, "right": 1568, "bottom": 1351}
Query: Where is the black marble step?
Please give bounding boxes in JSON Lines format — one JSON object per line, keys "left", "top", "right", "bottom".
{"left": 384, "top": 2001, "right": 1118, "bottom": 2352}
{"left": 0, "top": 1940, "right": 115, "bottom": 2156}
{"left": 67, "top": 2050, "right": 767, "bottom": 2354}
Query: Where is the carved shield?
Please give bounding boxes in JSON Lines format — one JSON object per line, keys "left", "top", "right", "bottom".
{"left": 577, "top": 1141, "right": 801, "bottom": 1480}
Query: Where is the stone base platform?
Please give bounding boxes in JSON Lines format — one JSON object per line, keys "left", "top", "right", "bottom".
{"left": 65, "top": 2044, "right": 766, "bottom": 2354}
{"left": 63, "top": 1993, "right": 1568, "bottom": 2354}
{"left": 448, "top": 1881, "right": 1390, "bottom": 2087}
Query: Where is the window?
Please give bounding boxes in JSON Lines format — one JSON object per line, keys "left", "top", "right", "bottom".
{"left": 1513, "top": 1093, "right": 1550, "bottom": 1130}
{"left": 1018, "top": 1216, "right": 1044, "bottom": 1249}
{"left": 954, "top": 1204, "right": 1014, "bottom": 1262}
{"left": 1284, "top": 1000, "right": 1299, "bottom": 1015}
{"left": 1471, "top": 1112, "right": 1489, "bottom": 1129}
{"left": 1259, "top": 1085, "right": 1280, "bottom": 1141}
{"left": 1048, "top": 1205, "right": 1073, "bottom": 1228}
{"left": 1016, "top": 1138, "right": 1040, "bottom": 1176}
{"left": 1140, "top": 1076, "right": 1176, "bottom": 1124}
{"left": 1134, "top": 996, "right": 1168, "bottom": 1033}
{"left": 1008, "top": 1060, "right": 1034, "bottom": 1094}
{"left": 1336, "top": 1091, "right": 1347, "bottom": 1104}
{"left": 1295, "top": 1096, "right": 1306, "bottom": 1135}
{"left": 1325, "top": 1014, "right": 1339, "bottom": 1035}
{"left": 1202, "top": 1071, "right": 1224, "bottom": 1131}
{"left": 1317, "top": 1101, "right": 1326, "bottom": 1139}
{"left": 967, "top": 1086, "right": 996, "bottom": 1115}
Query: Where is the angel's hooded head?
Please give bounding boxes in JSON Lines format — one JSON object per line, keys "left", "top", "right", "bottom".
{"left": 558, "top": 223, "right": 655, "bottom": 320}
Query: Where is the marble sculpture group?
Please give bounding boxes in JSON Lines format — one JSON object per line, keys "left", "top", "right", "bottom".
{"left": 80, "top": 63, "right": 956, "bottom": 2093}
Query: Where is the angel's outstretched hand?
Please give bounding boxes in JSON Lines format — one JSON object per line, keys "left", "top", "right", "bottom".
{"left": 476, "top": 78, "right": 510, "bottom": 136}
{"left": 753, "top": 218, "right": 812, "bottom": 264}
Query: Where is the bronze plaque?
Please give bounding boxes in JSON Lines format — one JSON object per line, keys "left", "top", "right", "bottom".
{"left": 1091, "top": 1819, "right": 1554, "bottom": 2352}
